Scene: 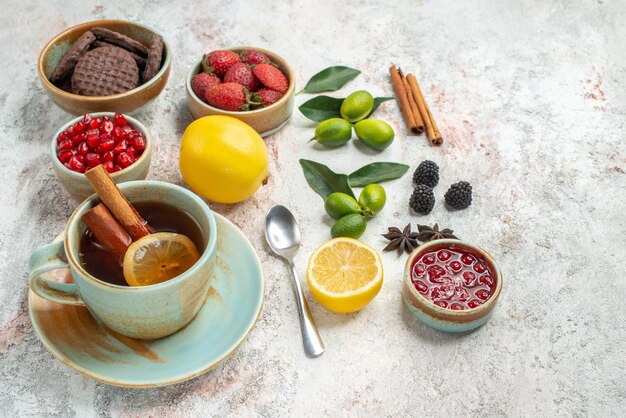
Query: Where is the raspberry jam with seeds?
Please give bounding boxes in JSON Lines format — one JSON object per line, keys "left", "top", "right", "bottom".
{"left": 56, "top": 113, "right": 145, "bottom": 174}
{"left": 411, "top": 245, "right": 496, "bottom": 310}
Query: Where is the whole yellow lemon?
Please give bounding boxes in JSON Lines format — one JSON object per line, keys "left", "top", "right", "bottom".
{"left": 179, "top": 116, "right": 268, "bottom": 203}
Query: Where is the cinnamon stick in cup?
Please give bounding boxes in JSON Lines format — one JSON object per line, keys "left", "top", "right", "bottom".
{"left": 81, "top": 203, "right": 132, "bottom": 258}
{"left": 406, "top": 74, "right": 443, "bottom": 145}
{"left": 84, "top": 164, "right": 152, "bottom": 240}
{"left": 389, "top": 65, "right": 424, "bottom": 135}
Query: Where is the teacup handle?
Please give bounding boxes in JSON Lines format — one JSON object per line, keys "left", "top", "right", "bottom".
{"left": 28, "top": 241, "right": 85, "bottom": 306}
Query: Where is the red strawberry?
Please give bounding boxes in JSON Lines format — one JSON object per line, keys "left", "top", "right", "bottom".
{"left": 224, "top": 63, "right": 260, "bottom": 92}
{"left": 203, "top": 50, "right": 241, "bottom": 77}
{"left": 191, "top": 73, "right": 221, "bottom": 101}
{"left": 205, "top": 82, "right": 256, "bottom": 111}
{"left": 252, "top": 64, "right": 289, "bottom": 94}
{"left": 257, "top": 88, "right": 283, "bottom": 106}
{"left": 240, "top": 50, "right": 270, "bottom": 65}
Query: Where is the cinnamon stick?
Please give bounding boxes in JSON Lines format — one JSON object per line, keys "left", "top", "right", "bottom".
{"left": 84, "top": 165, "right": 150, "bottom": 240}
{"left": 398, "top": 68, "right": 424, "bottom": 135}
{"left": 389, "top": 65, "right": 424, "bottom": 135}
{"left": 82, "top": 203, "right": 132, "bottom": 258}
{"left": 406, "top": 74, "right": 443, "bottom": 145}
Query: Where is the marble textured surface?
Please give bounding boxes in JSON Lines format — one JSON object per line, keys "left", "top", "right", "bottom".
{"left": 1, "top": 0, "right": 625, "bottom": 416}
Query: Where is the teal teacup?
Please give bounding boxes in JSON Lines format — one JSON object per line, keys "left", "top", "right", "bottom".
{"left": 28, "top": 181, "right": 217, "bottom": 340}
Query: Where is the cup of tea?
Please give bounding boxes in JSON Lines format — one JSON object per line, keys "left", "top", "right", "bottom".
{"left": 28, "top": 180, "right": 217, "bottom": 339}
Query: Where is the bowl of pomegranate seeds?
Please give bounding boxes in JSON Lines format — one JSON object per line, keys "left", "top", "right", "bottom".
{"left": 51, "top": 112, "right": 152, "bottom": 200}
{"left": 185, "top": 47, "right": 295, "bottom": 137}
{"left": 403, "top": 239, "right": 503, "bottom": 332}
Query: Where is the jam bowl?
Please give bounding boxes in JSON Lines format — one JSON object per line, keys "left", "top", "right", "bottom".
{"left": 403, "top": 239, "right": 503, "bottom": 333}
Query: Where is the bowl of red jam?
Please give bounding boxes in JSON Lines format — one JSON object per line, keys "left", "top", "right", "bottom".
{"left": 403, "top": 239, "right": 503, "bottom": 332}
{"left": 50, "top": 112, "right": 152, "bottom": 200}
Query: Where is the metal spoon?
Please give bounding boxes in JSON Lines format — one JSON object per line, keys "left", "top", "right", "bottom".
{"left": 264, "top": 205, "right": 325, "bottom": 358}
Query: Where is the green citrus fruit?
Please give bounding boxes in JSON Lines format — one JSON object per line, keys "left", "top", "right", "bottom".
{"left": 311, "top": 118, "right": 352, "bottom": 147}
{"left": 324, "top": 192, "right": 362, "bottom": 220}
{"left": 340, "top": 90, "right": 374, "bottom": 123}
{"left": 330, "top": 214, "right": 367, "bottom": 239}
{"left": 354, "top": 119, "right": 395, "bottom": 150}
{"left": 358, "top": 184, "right": 386, "bottom": 217}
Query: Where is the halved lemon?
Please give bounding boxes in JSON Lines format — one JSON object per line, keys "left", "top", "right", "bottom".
{"left": 306, "top": 237, "right": 383, "bottom": 313}
{"left": 123, "top": 232, "right": 200, "bottom": 287}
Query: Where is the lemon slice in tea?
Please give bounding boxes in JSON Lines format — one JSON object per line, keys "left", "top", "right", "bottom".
{"left": 123, "top": 232, "right": 200, "bottom": 286}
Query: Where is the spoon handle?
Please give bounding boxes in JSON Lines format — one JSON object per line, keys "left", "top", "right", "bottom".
{"left": 289, "top": 261, "right": 325, "bottom": 358}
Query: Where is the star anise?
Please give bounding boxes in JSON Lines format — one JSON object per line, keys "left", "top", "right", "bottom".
{"left": 416, "top": 223, "right": 458, "bottom": 242}
{"left": 382, "top": 224, "right": 420, "bottom": 255}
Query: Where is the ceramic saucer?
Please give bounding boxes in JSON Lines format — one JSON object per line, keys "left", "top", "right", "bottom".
{"left": 28, "top": 213, "right": 264, "bottom": 387}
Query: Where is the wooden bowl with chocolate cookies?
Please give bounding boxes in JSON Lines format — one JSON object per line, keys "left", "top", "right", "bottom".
{"left": 38, "top": 20, "right": 171, "bottom": 115}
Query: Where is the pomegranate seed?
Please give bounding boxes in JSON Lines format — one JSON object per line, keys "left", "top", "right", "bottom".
{"left": 467, "top": 299, "right": 483, "bottom": 309}
{"left": 64, "top": 162, "right": 72, "bottom": 170}
{"left": 449, "top": 261, "right": 462, "bottom": 272}
{"left": 57, "top": 131, "right": 71, "bottom": 144}
{"left": 114, "top": 140, "right": 127, "bottom": 155}
{"left": 85, "top": 153, "right": 100, "bottom": 167}
{"left": 434, "top": 300, "right": 448, "bottom": 308}
{"left": 475, "top": 289, "right": 491, "bottom": 300}
{"left": 100, "top": 120, "right": 114, "bottom": 134}
{"left": 454, "top": 286, "right": 470, "bottom": 302}
{"left": 462, "top": 271, "right": 477, "bottom": 287}
{"left": 103, "top": 161, "right": 115, "bottom": 173}
{"left": 126, "top": 146, "right": 136, "bottom": 156}
{"left": 437, "top": 250, "right": 451, "bottom": 262}
{"left": 66, "top": 125, "right": 76, "bottom": 138}
{"left": 479, "top": 275, "right": 494, "bottom": 287}
{"left": 413, "top": 280, "right": 428, "bottom": 294}
{"left": 112, "top": 127, "right": 125, "bottom": 142}
{"left": 449, "top": 302, "right": 465, "bottom": 311}
{"left": 132, "top": 136, "right": 146, "bottom": 151}
{"left": 474, "top": 262, "right": 487, "bottom": 274}
{"left": 86, "top": 135, "right": 100, "bottom": 149}
{"left": 83, "top": 114, "right": 92, "bottom": 123}
{"left": 117, "top": 152, "right": 134, "bottom": 167}
{"left": 74, "top": 154, "right": 84, "bottom": 163}
{"left": 74, "top": 121, "right": 86, "bottom": 134}
{"left": 77, "top": 141, "right": 89, "bottom": 155}
{"left": 461, "top": 254, "right": 476, "bottom": 265}
{"left": 57, "top": 151, "right": 72, "bottom": 163}
{"left": 58, "top": 139, "right": 72, "bottom": 151}
{"left": 422, "top": 254, "right": 436, "bottom": 265}
{"left": 69, "top": 156, "right": 85, "bottom": 173}
{"left": 99, "top": 138, "right": 116, "bottom": 152}
{"left": 113, "top": 164, "right": 123, "bottom": 172}
{"left": 89, "top": 118, "right": 101, "bottom": 129}
{"left": 113, "top": 113, "right": 127, "bottom": 127}
{"left": 121, "top": 125, "right": 133, "bottom": 134}
{"left": 102, "top": 151, "right": 115, "bottom": 162}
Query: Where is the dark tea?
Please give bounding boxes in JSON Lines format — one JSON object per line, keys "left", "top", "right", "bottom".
{"left": 79, "top": 201, "right": 205, "bottom": 286}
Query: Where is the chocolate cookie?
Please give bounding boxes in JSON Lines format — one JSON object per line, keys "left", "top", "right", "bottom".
{"left": 50, "top": 31, "right": 95, "bottom": 84}
{"left": 142, "top": 34, "right": 164, "bottom": 82}
{"left": 71, "top": 47, "right": 140, "bottom": 96}
{"left": 92, "top": 40, "right": 146, "bottom": 67}
{"left": 91, "top": 27, "right": 149, "bottom": 57}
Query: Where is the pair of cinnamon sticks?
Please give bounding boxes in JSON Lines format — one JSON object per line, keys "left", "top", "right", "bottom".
{"left": 389, "top": 66, "right": 442, "bottom": 145}
{"left": 82, "top": 165, "right": 153, "bottom": 258}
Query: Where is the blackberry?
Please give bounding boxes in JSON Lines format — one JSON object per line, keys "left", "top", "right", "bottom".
{"left": 412, "top": 160, "right": 439, "bottom": 188}
{"left": 409, "top": 185, "right": 435, "bottom": 214}
{"left": 444, "top": 181, "right": 472, "bottom": 209}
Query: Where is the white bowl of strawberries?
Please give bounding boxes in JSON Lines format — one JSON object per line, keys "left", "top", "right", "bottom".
{"left": 186, "top": 47, "right": 295, "bottom": 137}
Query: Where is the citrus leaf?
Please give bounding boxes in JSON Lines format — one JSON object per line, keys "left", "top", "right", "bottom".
{"left": 348, "top": 162, "right": 410, "bottom": 187}
{"left": 298, "top": 96, "right": 343, "bottom": 121}
{"left": 299, "top": 96, "right": 395, "bottom": 122}
{"left": 298, "top": 66, "right": 360, "bottom": 94}
{"left": 299, "top": 159, "right": 355, "bottom": 200}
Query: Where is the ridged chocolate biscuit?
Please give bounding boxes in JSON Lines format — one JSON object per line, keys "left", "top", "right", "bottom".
{"left": 71, "top": 47, "right": 139, "bottom": 96}
{"left": 91, "top": 41, "right": 146, "bottom": 67}
{"left": 142, "top": 34, "right": 164, "bottom": 82}
{"left": 91, "top": 27, "right": 149, "bottom": 56}
{"left": 50, "top": 31, "right": 96, "bottom": 84}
